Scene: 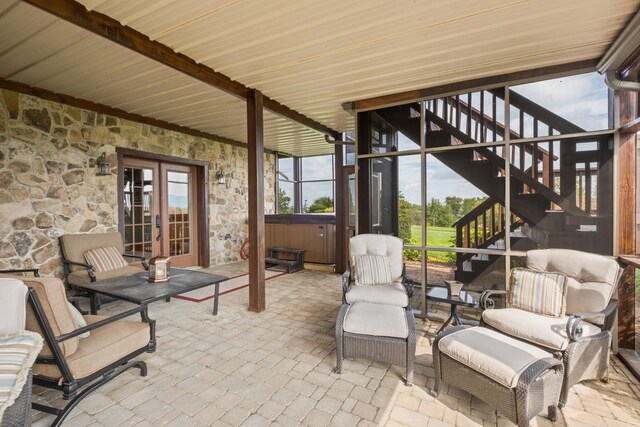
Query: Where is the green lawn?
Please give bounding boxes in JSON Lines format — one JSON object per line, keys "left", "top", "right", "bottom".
{"left": 407, "top": 225, "right": 456, "bottom": 264}
{"left": 409, "top": 225, "right": 455, "bottom": 247}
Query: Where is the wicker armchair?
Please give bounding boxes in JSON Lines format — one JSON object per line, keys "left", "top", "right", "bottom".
{"left": 479, "top": 249, "right": 622, "bottom": 407}
{"left": 0, "top": 269, "right": 155, "bottom": 427}
{"left": 0, "top": 275, "right": 43, "bottom": 427}
{"left": 342, "top": 234, "right": 418, "bottom": 308}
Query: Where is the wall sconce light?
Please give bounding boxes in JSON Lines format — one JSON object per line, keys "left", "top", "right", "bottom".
{"left": 95, "top": 152, "right": 112, "bottom": 176}
{"left": 216, "top": 170, "right": 226, "bottom": 185}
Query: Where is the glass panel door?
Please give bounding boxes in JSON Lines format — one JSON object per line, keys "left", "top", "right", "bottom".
{"left": 123, "top": 159, "right": 159, "bottom": 259}
{"left": 161, "top": 163, "right": 198, "bottom": 267}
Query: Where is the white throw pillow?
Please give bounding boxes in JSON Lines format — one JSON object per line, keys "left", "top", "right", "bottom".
{"left": 66, "top": 301, "right": 90, "bottom": 339}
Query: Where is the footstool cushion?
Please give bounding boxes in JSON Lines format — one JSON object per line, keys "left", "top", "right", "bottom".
{"left": 336, "top": 303, "right": 415, "bottom": 385}
{"left": 343, "top": 302, "right": 408, "bottom": 338}
{"left": 438, "top": 326, "right": 551, "bottom": 388}
{"left": 433, "top": 326, "right": 563, "bottom": 427}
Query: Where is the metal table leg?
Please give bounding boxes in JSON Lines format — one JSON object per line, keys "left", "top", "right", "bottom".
{"left": 89, "top": 292, "right": 98, "bottom": 315}
{"left": 435, "top": 304, "right": 459, "bottom": 335}
{"left": 213, "top": 282, "right": 220, "bottom": 315}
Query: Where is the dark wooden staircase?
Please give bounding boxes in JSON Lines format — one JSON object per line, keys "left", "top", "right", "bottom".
{"left": 376, "top": 88, "right": 613, "bottom": 284}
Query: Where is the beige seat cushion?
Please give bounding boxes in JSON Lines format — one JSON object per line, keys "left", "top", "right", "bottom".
{"left": 525, "top": 249, "right": 621, "bottom": 315}
{"left": 0, "top": 275, "right": 79, "bottom": 358}
{"left": 343, "top": 302, "right": 408, "bottom": 339}
{"left": 345, "top": 281, "right": 408, "bottom": 307}
{"left": 67, "top": 265, "right": 143, "bottom": 286}
{"left": 438, "top": 327, "right": 552, "bottom": 388}
{"left": 482, "top": 308, "right": 602, "bottom": 351}
{"left": 33, "top": 315, "right": 149, "bottom": 381}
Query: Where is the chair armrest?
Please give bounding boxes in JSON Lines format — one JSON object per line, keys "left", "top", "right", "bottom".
{"left": 55, "top": 305, "right": 149, "bottom": 342}
{"left": 342, "top": 269, "right": 351, "bottom": 296}
{"left": 62, "top": 259, "right": 96, "bottom": 281}
{"left": 401, "top": 265, "right": 418, "bottom": 299}
{"left": 0, "top": 268, "right": 40, "bottom": 277}
{"left": 62, "top": 259, "right": 92, "bottom": 269}
{"left": 566, "top": 300, "right": 618, "bottom": 340}
{"left": 479, "top": 289, "right": 508, "bottom": 310}
{"left": 516, "top": 357, "right": 563, "bottom": 390}
{"left": 122, "top": 253, "right": 149, "bottom": 271}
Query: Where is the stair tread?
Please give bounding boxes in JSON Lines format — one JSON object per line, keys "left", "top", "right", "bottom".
{"left": 265, "top": 257, "right": 298, "bottom": 265}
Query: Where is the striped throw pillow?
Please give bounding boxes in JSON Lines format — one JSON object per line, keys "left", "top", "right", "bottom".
{"left": 83, "top": 246, "right": 128, "bottom": 272}
{"left": 509, "top": 268, "right": 568, "bottom": 317}
{"left": 0, "top": 332, "right": 43, "bottom": 419}
{"left": 352, "top": 254, "right": 393, "bottom": 286}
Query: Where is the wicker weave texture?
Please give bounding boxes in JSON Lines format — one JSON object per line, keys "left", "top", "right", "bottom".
{"left": 433, "top": 326, "right": 562, "bottom": 427}
{"left": 336, "top": 304, "right": 415, "bottom": 385}
{"left": 0, "top": 372, "right": 31, "bottom": 427}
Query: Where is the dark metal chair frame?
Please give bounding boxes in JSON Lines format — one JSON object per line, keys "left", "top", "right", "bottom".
{"left": 2, "top": 268, "right": 156, "bottom": 427}
{"left": 60, "top": 245, "right": 149, "bottom": 284}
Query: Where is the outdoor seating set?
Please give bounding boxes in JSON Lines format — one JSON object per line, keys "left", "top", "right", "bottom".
{"left": 0, "top": 231, "right": 229, "bottom": 426}
{"left": 336, "top": 235, "right": 622, "bottom": 427}
{"left": 336, "top": 234, "right": 419, "bottom": 385}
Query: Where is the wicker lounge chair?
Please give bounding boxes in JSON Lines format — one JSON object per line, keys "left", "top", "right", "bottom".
{"left": 342, "top": 234, "right": 417, "bottom": 308}
{"left": 0, "top": 275, "right": 43, "bottom": 427}
{"left": 0, "top": 269, "right": 155, "bottom": 427}
{"left": 479, "top": 248, "right": 623, "bottom": 407}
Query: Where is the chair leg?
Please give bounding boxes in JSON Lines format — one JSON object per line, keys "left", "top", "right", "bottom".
{"left": 33, "top": 360, "right": 147, "bottom": 427}
{"left": 548, "top": 405, "right": 558, "bottom": 422}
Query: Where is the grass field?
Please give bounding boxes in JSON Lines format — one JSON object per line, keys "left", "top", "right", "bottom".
{"left": 408, "top": 225, "right": 456, "bottom": 263}
{"left": 410, "top": 225, "right": 455, "bottom": 247}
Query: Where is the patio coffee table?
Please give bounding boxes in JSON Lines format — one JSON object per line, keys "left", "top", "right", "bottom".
{"left": 69, "top": 268, "right": 228, "bottom": 316}
{"left": 426, "top": 287, "right": 479, "bottom": 334}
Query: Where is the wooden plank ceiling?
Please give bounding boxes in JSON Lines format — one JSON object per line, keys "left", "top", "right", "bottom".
{"left": 0, "top": 0, "right": 638, "bottom": 156}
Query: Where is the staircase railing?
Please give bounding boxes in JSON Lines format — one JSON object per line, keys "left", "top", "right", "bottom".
{"left": 424, "top": 88, "right": 590, "bottom": 214}
{"left": 451, "top": 198, "right": 523, "bottom": 275}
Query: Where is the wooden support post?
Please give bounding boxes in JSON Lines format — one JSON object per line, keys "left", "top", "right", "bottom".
{"left": 334, "top": 144, "right": 345, "bottom": 273}
{"left": 247, "top": 89, "right": 265, "bottom": 312}
{"left": 617, "top": 90, "right": 637, "bottom": 348}
{"left": 356, "top": 112, "right": 372, "bottom": 233}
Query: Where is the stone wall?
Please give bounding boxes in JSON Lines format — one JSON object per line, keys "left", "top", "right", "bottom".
{"left": 0, "top": 89, "right": 276, "bottom": 277}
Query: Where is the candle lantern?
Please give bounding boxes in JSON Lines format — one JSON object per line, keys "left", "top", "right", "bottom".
{"left": 149, "top": 256, "right": 171, "bottom": 282}
{"left": 445, "top": 280, "right": 464, "bottom": 297}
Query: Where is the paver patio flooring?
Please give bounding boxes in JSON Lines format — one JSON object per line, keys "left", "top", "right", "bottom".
{"left": 32, "top": 262, "right": 640, "bottom": 426}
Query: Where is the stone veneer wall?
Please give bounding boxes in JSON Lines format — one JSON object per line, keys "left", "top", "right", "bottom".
{"left": 0, "top": 89, "right": 275, "bottom": 277}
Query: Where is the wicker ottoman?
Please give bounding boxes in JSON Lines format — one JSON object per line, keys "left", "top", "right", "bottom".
{"left": 335, "top": 302, "right": 415, "bottom": 386}
{"left": 432, "top": 326, "right": 563, "bottom": 427}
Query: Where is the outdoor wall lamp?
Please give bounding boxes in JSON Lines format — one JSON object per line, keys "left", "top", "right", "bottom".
{"left": 216, "top": 170, "right": 226, "bottom": 185}
{"left": 95, "top": 152, "right": 112, "bottom": 176}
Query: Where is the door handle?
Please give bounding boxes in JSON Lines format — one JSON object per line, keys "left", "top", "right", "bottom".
{"left": 155, "top": 214, "right": 161, "bottom": 241}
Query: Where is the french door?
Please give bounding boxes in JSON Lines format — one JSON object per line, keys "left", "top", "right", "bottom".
{"left": 122, "top": 158, "right": 199, "bottom": 267}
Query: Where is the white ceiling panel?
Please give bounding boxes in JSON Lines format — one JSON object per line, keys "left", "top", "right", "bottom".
{"left": 0, "top": 0, "right": 638, "bottom": 156}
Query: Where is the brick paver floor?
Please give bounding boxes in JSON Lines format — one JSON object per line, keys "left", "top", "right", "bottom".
{"left": 32, "top": 262, "right": 640, "bottom": 426}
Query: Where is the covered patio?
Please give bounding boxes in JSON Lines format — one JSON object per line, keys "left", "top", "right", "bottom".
{"left": 2, "top": 0, "right": 640, "bottom": 426}
{"left": 30, "top": 264, "right": 640, "bottom": 427}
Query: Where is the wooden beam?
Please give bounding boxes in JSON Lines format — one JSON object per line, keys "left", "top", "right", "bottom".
{"left": 22, "top": 0, "right": 341, "bottom": 140}
{"left": 247, "top": 89, "right": 265, "bottom": 313}
{"left": 617, "top": 89, "right": 637, "bottom": 350}
{"left": 348, "top": 59, "right": 599, "bottom": 111}
{"left": 618, "top": 89, "right": 637, "bottom": 256}
{"left": 0, "top": 78, "right": 245, "bottom": 148}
